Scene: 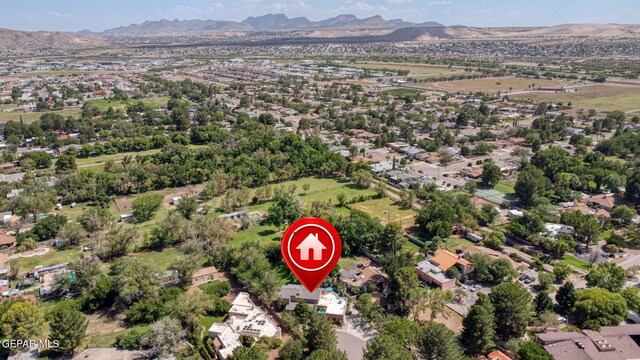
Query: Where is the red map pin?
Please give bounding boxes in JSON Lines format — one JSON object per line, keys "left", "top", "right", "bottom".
{"left": 281, "top": 217, "right": 342, "bottom": 293}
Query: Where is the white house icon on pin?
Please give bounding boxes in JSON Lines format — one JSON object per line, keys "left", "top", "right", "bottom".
{"left": 296, "top": 233, "right": 326, "bottom": 261}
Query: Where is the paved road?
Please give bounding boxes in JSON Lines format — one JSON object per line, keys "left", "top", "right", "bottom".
{"left": 336, "top": 331, "right": 366, "bottom": 360}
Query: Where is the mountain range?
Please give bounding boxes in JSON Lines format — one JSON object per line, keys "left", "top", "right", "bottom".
{"left": 86, "top": 13, "right": 445, "bottom": 36}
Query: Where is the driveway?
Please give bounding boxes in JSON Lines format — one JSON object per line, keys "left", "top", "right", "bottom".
{"left": 336, "top": 331, "right": 366, "bottom": 360}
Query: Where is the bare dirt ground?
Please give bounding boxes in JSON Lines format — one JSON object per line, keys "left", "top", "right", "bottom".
{"left": 162, "top": 184, "right": 204, "bottom": 205}
{"left": 84, "top": 310, "right": 127, "bottom": 340}
{"left": 8, "top": 247, "right": 49, "bottom": 259}
{"left": 417, "top": 307, "right": 464, "bottom": 334}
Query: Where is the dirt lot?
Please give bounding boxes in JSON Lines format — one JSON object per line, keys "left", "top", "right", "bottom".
{"left": 162, "top": 184, "right": 204, "bottom": 205}
{"left": 428, "top": 76, "right": 570, "bottom": 93}
{"left": 417, "top": 307, "right": 464, "bottom": 334}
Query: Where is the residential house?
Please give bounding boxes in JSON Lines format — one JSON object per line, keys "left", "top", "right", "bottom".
{"left": 537, "top": 324, "right": 640, "bottom": 360}
{"left": 463, "top": 245, "right": 518, "bottom": 269}
{"left": 585, "top": 193, "right": 623, "bottom": 212}
{"left": 487, "top": 350, "right": 513, "bottom": 360}
{"left": 0, "top": 232, "right": 16, "bottom": 248}
{"left": 416, "top": 250, "right": 472, "bottom": 291}
{"left": 544, "top": 223, "right": 575, "bottom": 239}
{"left": 208, "top": 292, "right": 281, "bottom": 360}
{"left": 338, "top": 260, "right": 387, "bottom": 294}
{"left": 0, "top": 252, "right": 8, "bottom": 279}
{"left": 191, "top": 266, "right": 220, "bottom": 285}
{"left": 278, "top": 284, "right": 347, "bottom": 322}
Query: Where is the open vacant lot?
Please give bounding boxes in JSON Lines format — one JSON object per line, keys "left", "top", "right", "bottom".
{"left": 429, "top": 76, "right": 569, "bottom": 93}
{"left": 351, "top": 62, "right": 459, "bottom": 75}
{"left": 0, "top": 108, "right": 81, "bottom": 124}
{"left": 351, "top": 197, "right": 415, "bottom": 227}
{"left": 87, "top": 96, "right": 171, "bottom": 112}
{"left": 513, "top": 83, "right": 640, "bottom": 112}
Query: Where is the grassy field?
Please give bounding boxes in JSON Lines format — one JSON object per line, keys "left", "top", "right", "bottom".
{"left": 351, "top": 197, "right": 415, "bottom": 226}
{"left": 87, "top": 96, "right": 171, "bottom": 112}
{"left": 442, "top": 237, "right": 474, "bottom": 252}
{"left": 87, "top": 325, "right": 150, "bottom": 348}
{"left": 513, "top": 84, "right": 640, "bottom": 112}
{"left": 351, "top": 62, "right": 456, "bottom": 75}
{"left": 429, "top": 77, "right": 569, "bottom": 93}
{"left": 15, "top": 248, "right": 81, "bottom": 271}
{"left": 381, "top": 88, "right": 423, "bottom": 97}
{"left": 0, "top": 109, "right": 81, "bottom": 124}
{"left": 562, "top": 255, "right": 590, "bottom": 270}
{"left": 76, "top": 148, "right": 163, "bottom": 166}
{"left": 131, "top": 247, "right": 200, "bottom": 272}
{"left": 494, "top": 181, "right": 516, "bottom": 195}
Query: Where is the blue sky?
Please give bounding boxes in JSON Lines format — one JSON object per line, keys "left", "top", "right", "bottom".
{"left": 2, "top": 0, "right": 639, "bottom": 32}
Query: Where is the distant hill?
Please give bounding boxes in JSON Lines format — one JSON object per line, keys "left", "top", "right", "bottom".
{"left": 0, "top": 28, "right": 105, "bottom": 51}
{"left": 96, "top": 13, "right": 446, "bottom": 36}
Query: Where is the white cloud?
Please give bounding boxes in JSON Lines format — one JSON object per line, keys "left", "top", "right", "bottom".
{"left": 429, "top": 0, "right": 451, "bottom": 5}
{"left": 387, "top": 0, "right": 413, "bottom": 3}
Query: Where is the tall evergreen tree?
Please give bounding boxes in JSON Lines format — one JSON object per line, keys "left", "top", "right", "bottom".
{"left": 48, "top": 304, "right": 89, "bottom": 354}
{"left": 364, "top": 334, "right": 413, "bottom": 360}
{"left": 417, "top": 322, "right": 465, "bottom": 360}
{"left": 460, "top": 294, "right": 496, "bottom": 355}
{"left": 305, "top": 313, "right": 337, "bottom": 353}
{"left": 489, "top": 282, "right": 533, "bottom": 340}
{"left": 556, "top": 282, "right": 577, "bottom": 311}
{"left": 535, "top": 291, "right": 554, "bottom": 314}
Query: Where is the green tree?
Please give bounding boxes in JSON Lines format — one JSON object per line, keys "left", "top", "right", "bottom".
{"left": 553, "top": 263, "right": 572, "bottom": 282}
{"left": 1, "top": 301, "right": 44, "bottom": 344}
{"left": 48, "top": 303, "right": 88, "bottom": 354}
{"left": 464, "top": 181, "right": 477, "bottom": 195}
{"left": 517, "top": 341, "right": 553, "bottom": 360}
{"left": 364, "top": 334, "right": 413, "bottom": 360}
{"left": 515, "top": 165, "right": 549, "bottom": 206}
{"left": 305, "top": 313, "right": 337, "bottom": 353}
{"left": 387, "top": 267, "right": 421, "bottom": 316}
{"left": 168, "top": 255, "right": 199, "bottom": 289}
{"left": 112, "top": 258, "right": 159, "bottom": 306}
{"left": 351, "top": 169, "right": 373, "bottom": 189}
{"left": 55, "top": 154, "right": 77, "bottom": 173}
{"left": 417, "top": 322, "right": 465, "bottom": 360}
{"left": 610, "top": 205, "right": 637, "bottom": 225}
{"left": 586, "top": 262, "right": 626, "bottom": 292}
{"left": 279, "top": 339, "right": 304, "bottom": 360}
{"left": 535, "top": 291, "right": 554, "bottom": 314}
{"left": 572, "top": 288, "right": 627, "bottom": 329}
{"left": 307, "top": 349, "right": 348, "bottom": 360}
{"left": 556, "top": 282, "right": 577, "bottom": 311}
{"left": 132, "top": 194, "right": 163, "bottom": 222}
{"left": 176, "top": 195, "right": 198, "bottom": 219}
{"left": 415, "top": 201, "right": 456, "bottom": 238}
{"left": 489, "top": 282, "right": 533, "bottom": 340}
{"left": 460, "top": 294, "right": 495, "bottom": 355}
{"left": 622, "top": 287, "right": 640, "bottom": 312}
{"left": 481, "top": 162, "right": 502, "bottom": 187}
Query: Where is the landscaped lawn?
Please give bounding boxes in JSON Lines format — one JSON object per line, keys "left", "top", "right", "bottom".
{"left": 563, "top": 255, "right": 590, "bottom": 270}
{"left": 200, "top": 315, "right": 225, "bottom": 331}
{"left": 442, "top": 237, "right": 474, "bottom": 252}
{"left": 494, "top": 181, "right": 516, "bottom": 195}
